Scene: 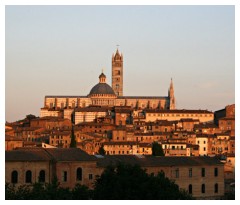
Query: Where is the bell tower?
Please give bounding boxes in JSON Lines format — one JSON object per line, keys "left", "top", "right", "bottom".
{"left": 112, "top": 48, "right": 123, "bottom": 96}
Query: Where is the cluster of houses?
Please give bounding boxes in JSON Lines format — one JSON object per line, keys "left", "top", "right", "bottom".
{"left": 5, "top": 104, "right": 235, "bottom": 199}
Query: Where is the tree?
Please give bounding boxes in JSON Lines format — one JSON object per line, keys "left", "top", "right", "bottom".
{"left": 98, "top": 144, "right": 106, "bottom": 155}
{"left": 152, "top": 141, "right": 165, "bottom": 156}
{"left": 70, "top": 126, "right": 76, "bottom": 148}
{"left": 93, "top": 163, "right": 193, "bottom": 200}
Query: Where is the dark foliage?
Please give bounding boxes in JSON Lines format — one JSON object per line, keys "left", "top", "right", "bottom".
{"left": 152, "top": 141, "right": 165, "bottom": 156}
{"left": 70, "top": 126, "right": 77, "bottom": 148}
{"left": 93, "top": 163, "right": 193, "bottom": 200}
{"left": 6, "top": 164, "right": 193, "bottom": 200}
{"left": 5, "top": 177, "right": 91, "bottom": 200}
{"left": 98, "top": 144, "right": 106, "bottom": 155}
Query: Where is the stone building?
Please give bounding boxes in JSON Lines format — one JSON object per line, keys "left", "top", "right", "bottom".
{"left": 40, "top": 49, "right": 175, "bottom": 123}
{"left": 5, "top": 147, "right": 225, "bottom": 199}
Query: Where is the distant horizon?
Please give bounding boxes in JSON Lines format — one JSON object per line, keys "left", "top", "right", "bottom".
{"left": 5, "top": 5, "right": 235, "bottom": 122}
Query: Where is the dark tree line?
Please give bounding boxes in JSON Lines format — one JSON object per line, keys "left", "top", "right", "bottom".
{"left": 6, "top": 163, "right": 193, "bottom": 200}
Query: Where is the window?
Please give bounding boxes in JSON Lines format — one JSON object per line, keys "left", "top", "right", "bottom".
{"left": 76, "top": 168, "right": 83, "bottom": 181}
{"left": 214, "top": 168, "right": 218, "bottom": 177}
{"left": 11, "top": 170, "right": 18, "bottom": 184}
{"left": 202, "top": 168, "right": 205, "bottom": 177}
{"left": 175, "top": 168, "right": 179, "bottom": 178}
{"left": 189, "top": 168, "right": 192, "bottom": 177}
{"left": 201, "top": 184, "right": 205, "bottom": 193}
{"left": 214, "top": 183, "right": 218, "bottom": 193}
{"left": 25, "top": 170, "right": 32, "bottom": 183}
{"left": 39, "top": 170, "right": 45, "bottom": 183}
{"left": 62, "top": 171, "right": 67, "bottom": 182}
{"left": 189, "top": 184, "right": 192, "bottom": 194}
{"left": 89, "top": 174, "right": 93, "bottom": 180}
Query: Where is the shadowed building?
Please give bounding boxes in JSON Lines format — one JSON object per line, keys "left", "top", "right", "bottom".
{"left": 6, "top": 147, "right": 224, "bottom": 199}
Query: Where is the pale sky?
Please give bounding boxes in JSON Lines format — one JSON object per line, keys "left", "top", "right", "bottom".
{"left": 5, "top": 5, "right": 235, "bottom": 122}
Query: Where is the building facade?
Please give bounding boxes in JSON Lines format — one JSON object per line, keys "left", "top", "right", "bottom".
{"left": 5, "top": 148, "right": 225, "bottom": 199}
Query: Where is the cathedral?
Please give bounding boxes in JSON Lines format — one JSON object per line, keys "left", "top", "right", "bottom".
{"left": 40, "top": 49, "right": 175, "bottom": 121}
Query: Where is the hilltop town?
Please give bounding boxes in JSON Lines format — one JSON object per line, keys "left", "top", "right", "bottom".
{"left": 5, "top": 49, "right": 235, "bottom": 199}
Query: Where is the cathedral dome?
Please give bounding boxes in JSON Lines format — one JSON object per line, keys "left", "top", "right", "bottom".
{"left": 89, "top": 72, "right": 116, "bottom": 96}
{"left": 89, "top": 83, "right": 115, "bottom": 95}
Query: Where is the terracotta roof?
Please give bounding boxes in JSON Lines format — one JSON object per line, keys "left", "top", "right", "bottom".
{"left": 145, "top": 120, "right": 174, "bottom": 126}
{"left": 45, "top": 148, "right": 96, "bottom": 161}
{"left": 75, "top": 107, "right": 110, "bottom": 112}
{"left": 5, "top": 148, "right": 52, "bottom": 162}
{"left": 103, "top": 141, "right": 137, "bottom": 146}
{"left": 180, "top": 118, "right": 200, "bottom": 122}
{"left": 145, "top": 109, "right": 213, "bottom": 114}
{"left": 96, "top": 155, "right": 223, "bottom": 167}
{"left": 194, "top": 123, "right": 218, "bottom": 129}
{"left": 219, "top": 117, "right": 235, "bottom": 120}
{"left": 6, "top": 148, "right": 97, "bottom": 162}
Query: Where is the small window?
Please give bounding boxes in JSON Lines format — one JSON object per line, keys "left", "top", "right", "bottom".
{"left": 202, "top": 168, "right": 205, "bottom": 177}
{"left": 189, "top": 184, "right": 192, "bottom": 194}
{"left": 11, "top": 170, "right": 18, "bottom": 184}
{"left": 62, "top": 171, "right": 67, "bottom": 182}
{"left": 175, "top": 168, "right": 179, "bottom": 178}
{"left": 201, "top": 184, "right": 205, "bottom": 193}
{"left": 189, "top": 168, "right": 192, "bottom": 177}
{"left": 26, "top": 170, "right": 32, "bottom": 183}
{"left": 214, "top": 168, "right": 218, "bottom": 177}
{"left": 89, "top": 174, "right": 93, "bottom": 180}
{"left": 214, "top": 183, "right": 218, "bottom": 193}
{"left": 39, "top": 170, "right": 45, "bottom": 183}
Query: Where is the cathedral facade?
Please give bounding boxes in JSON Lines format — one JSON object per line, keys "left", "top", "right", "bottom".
{"left": 40, "top": 49, "right": 175, "bottom": 122}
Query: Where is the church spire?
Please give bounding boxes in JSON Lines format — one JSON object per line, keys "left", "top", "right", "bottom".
{"left": 169, "top": 78, "right": 175, "bottom": 109}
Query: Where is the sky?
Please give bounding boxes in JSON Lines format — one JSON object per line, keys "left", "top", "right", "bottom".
{"left": 5, "top": 5, "right": 235, "bottom": 122}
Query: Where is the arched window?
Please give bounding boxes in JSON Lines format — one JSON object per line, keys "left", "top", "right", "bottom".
{"left": 214, "top": 183, "right": 218, "bottom": 193}
{"left": 189, "top": 184, "right": 192, "bottom": 194}
{"left": 39, "top": 170, "right": 45, "bottom": 183}
{"left": 11, "top": 170, "right": 18, "bottom": 184}
{"left": 201, "top": 184, "right": 205, "bottom": 193}
{"left": 76, "top": 167, "right": 82, "bottom": 181}
{"left": 25, "top": 170, "right": 32, "bottom": 183}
